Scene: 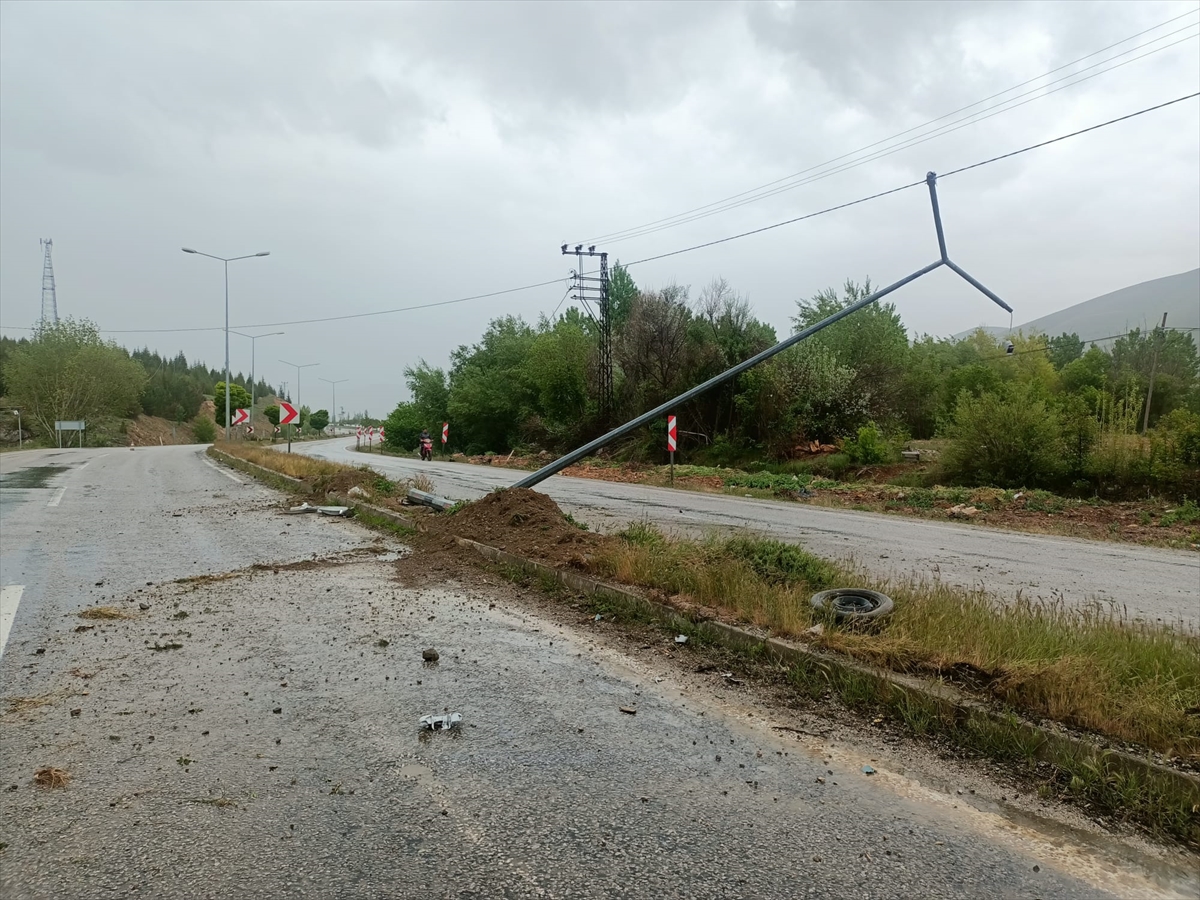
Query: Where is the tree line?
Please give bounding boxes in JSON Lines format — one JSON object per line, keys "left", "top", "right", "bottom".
{"left": 384, "top": 267, "right": 1199, "bottom": 497}
{"left": 0, "top": 320, "right": 275, "bottom": 443}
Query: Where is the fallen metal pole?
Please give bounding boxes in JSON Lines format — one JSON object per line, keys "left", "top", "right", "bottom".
{"left": 510, "top": 171, "right": 1010, "bottom": 491}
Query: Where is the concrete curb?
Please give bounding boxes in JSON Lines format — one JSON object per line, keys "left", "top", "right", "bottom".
{"left": 207, "top": 448, "right": 304, "bottom": 491}
{"left": 455, "top": 536, "right": 1200, "bottom": 810}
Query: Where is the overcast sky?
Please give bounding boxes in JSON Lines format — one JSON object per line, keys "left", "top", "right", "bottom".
{"left": 2, "top": 0, "right": 1197, "bottom": 418}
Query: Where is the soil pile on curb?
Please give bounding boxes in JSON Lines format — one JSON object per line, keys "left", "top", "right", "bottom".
{"left": 423, "top": 488, "right": 608, "bottom": 568}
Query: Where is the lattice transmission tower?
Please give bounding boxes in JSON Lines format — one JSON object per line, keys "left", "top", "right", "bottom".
{"left": 40, "top": 238, "right": 59, "bottom": 325}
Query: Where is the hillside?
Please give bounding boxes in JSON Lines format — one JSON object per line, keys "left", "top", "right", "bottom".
{"left": 955, "top": 268, "right": 1200, "bottom": 344}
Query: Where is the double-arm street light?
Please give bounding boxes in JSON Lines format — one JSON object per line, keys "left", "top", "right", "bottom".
{"left": 319, "top": 378, "right": 348, "bottom": 431}
{"left": 230, "top": 331, "right": 284, "bottom": 429}
{"left": 181, "top": 247, "right": 270, "bottom": 439}
{"left": 279, "top": 359, "right": 318, "bottom": 451}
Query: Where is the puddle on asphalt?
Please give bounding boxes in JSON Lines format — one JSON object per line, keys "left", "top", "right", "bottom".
{"left": 0, "top": 466, "right": 71, "bottom": 490}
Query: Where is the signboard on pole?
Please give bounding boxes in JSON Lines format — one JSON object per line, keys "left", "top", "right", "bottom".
{"left": 278, "top": 402, "right": 299, "bottom": 425}
{"left": 245, "top": 425, "right": 254, "bottom": 435}
{"left": 667, "top": 415, "right": 677, "bottom": 484}
{"left": 442, "top": 422, "right": 449, "bottom": 445}
{"left": 232, "top": 408, "right": 249, "bottom": 426}
{"left": 274, "top": 426, "right": 281, "bottom": 434}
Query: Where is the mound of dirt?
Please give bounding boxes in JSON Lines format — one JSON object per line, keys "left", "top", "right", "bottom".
{"left": 422, "top": 488, "right": 608, "bottom": 568}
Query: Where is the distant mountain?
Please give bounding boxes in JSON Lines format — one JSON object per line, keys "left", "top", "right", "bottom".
{"left": 953, "top": 269, "right": 1200, "bottom": 344}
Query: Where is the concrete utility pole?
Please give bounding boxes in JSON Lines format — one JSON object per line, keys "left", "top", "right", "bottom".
{"left": 1142, "top": 312, "right": 1168, "bottom": 433}
{"left": 181, "top": 248, "right": 271, "bottom": 440}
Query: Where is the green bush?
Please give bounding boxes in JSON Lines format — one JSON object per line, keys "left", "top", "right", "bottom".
{"left": 722, "top": 537, "right": 838, "bottom": 590}
{"left": 943, "top": 385, "right": 1063, "bottom": 487}
{"left": 842, "top": 422, "right": 892, "bottom": 465}
{"left": 192, "top": 416, "right": 216, "bottom": 443}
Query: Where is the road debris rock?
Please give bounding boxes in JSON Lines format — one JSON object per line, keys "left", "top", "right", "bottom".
{"left": 619, "top": 706, "right": 637, "bottom": 715}
{"left": 674, "top": 635, "right": 688, "bottom": 645}
{"left": 347, "top": 486, "right": 370, "bottom": 499}
{"left": 422, "top": 648, "right": 440, "bottom": 662}
{"left": 948, "top": 504, "right": 979, "bottom": 519}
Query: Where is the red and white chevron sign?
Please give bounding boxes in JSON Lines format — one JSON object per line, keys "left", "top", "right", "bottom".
{"left": 379, "top": 427, "right": 385, "bottom": 440}
{"left": 231, "top": 408, "right": 249, "bottom": 426}
{"left": 667, "top": 415, "right": 677, "bottom": 452}
{"left": 441, "top": 422, "right": 449, "bottom": 444}
{"left": 356, "top": 426, "right": 363, "bottom": 438}
{"left": 278, "top": 402, "right": 299, "bottom": 425}
{"left": 367, "top": 427, "right": 375, "bottom": 440}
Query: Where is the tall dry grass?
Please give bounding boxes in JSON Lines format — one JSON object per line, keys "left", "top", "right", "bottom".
{"left": 594, "top": 523, "right": 1200, "bottom": 758}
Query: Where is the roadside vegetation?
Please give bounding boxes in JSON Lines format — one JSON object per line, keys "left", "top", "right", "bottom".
{"left": 596, "top": 523, "right": 1200, "bottom": 760}
{"left": 381, "top": 271, "right": 1199, "bottom": 505}
{"left": 0, "top": 319, "right": 338, "bottom": 448}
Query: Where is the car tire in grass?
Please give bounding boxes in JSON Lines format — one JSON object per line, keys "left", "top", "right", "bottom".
{"left": 810, "top": 588, "right": 894, "bottom": 621}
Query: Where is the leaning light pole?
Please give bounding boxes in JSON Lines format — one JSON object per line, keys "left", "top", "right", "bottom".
{"left": 231, "top": 330, "right": 284, "bottom": 430}
{"left": 279, "top": 359, "right": 318, "bottom": 450}
{"left": 319, "top": 378, "right": 349, "bottom": 432}
{"left": 513, "top": 172, "right": 1013, "bottom": 490}
{"left": 181, "top": 248, "right": 271, "bottom": 439}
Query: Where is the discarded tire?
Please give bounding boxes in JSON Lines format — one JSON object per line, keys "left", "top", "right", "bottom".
{"left": 810, "top": 588, "right": 894, "bottom": 621}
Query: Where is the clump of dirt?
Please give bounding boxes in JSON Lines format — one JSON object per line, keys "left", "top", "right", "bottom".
{"left": 78, "top": 606, "right": 132, "bottom": 620}
{"left": 420, "top": 488, "right": 610, "bottom": 568}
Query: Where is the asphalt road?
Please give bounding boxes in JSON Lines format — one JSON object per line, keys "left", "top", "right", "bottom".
{"left": 0, "top": 446, "right": 1194, "bottom": 899}
{"left": 299, "top": 441, "right": 1200, "bottom": 628}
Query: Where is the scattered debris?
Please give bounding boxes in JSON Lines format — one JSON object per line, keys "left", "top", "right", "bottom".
{"left": 722, "top": 674, "right": 743, "bottom": 686}
{"left": 674, "top": 635, "right": 688, "bottom": 645}
{"left": 948, "top": 504, "right": 979, "bottom": 519}
{"left": 273, "top": 707, "right": 282, "bottom": 714}
{"left": 805, "top": 623, "right": 824, "bottom": 636}
{"left": 862, "top": 765, "right": 876, "bottom": 775}
{"left": 347, "top": 486, "right": 370, "bottom": 499}
{"left": 74, "top": 625, "right": 94, "bottom": 633}
{"left": 376, "top": 639, "right": 389, "bottom": 648}
{"left": 419, "top": 712, "right": 462, "bottom": 731}
{"left": 422, "top": 648, "right": 440, "bottom": 662}
{"left": 593, "top": 614, "right": 603, "bottom": 622}
{"left": 33, "top": 767, "right": 70, "bottom": 788}
{"left": 317, "top": 506, "right": 353, "bottom": 517}
{"left": 69, "top": 708, "right": 82, "bottom": 718}
{"left": 407, "top": 488, "right": 455, "bottom": 512}
{"left": 149, "top": 642, "right": 183, "bottom": 652}
{"left": 809, "top": 589, "right": 894, "bottom": 622}
{"left": 139, "top": 601, "right": 151, "bottom": 611}
{"left": 619, "top": 706, "right": 638, "bottom": 715}
{"left": 172, "top": 511, "right": 183, "bottom": 518}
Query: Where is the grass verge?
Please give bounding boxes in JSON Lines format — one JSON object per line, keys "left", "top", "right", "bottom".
{"left": 594, "top": 523, "right": 1200, "bottom": 762}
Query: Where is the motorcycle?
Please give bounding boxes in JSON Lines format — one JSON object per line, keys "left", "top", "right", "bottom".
{"left": 419, "top": 437, "right": 433, "bottom": 461}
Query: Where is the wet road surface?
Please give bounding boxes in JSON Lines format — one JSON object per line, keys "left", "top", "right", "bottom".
{"left": 296, "top": 441, "right": 1200, "bottom": 628}
{"left": 1, "top": 446, "right": 1194, "bottom": 899}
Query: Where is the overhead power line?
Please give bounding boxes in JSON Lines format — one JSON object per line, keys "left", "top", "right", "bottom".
{"left": 2, "top": 92, "right": 1196, "bottom": 338}
{"left": 576, "top": 10, "right": 1200, "bottom": 245}
{"left": 583, "top": 28, "right": 1200, "bottom": 246}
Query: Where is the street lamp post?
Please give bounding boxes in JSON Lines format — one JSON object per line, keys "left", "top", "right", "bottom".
{"left": 181, "top": 248, "right": 270, "bottom": 440}
{"left": 279, "top": 359, "right": 318, "bottom": 452}
{"left": 11, "top": 410, "right": 21, "bottom": 449}
{"left": 319, "top": 378, "right": 348, "bottom": 433}
{"left": 231, "top": 331, "right": 284, "bottom": 432}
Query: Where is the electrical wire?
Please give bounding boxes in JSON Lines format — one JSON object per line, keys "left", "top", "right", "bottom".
{"left": 577, "top": 11, "right": 1200, "bottom": 245}
{"left": 2, "top": 91, "right": 1196, "bottom": 337}
{"left": 985, "top": 326, "right": 1199, "bottom": 358}
{"left": 588, "top": 29, "right": 1200, "bottom": 246}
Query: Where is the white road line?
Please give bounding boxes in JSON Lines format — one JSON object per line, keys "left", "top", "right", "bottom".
{"left": 0, "top": 585, "right": 24, "bottom": 657}
{"left": 202, "top": 457, "right": 243, "bottom": 483}
{"left": 77, "top": 461, "right": 91, "bottom": 472}
{"left": 47, "top": 487, "right": 66, "bottom": 507}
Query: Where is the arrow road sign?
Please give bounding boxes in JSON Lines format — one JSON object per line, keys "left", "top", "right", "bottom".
{"left": 274, "top": 426, "right": 281, "bottom": 434}
{"left": 667, "top": 415, "right": 677, "bottom": 452}
{"left": 246, "top": 425, "right": 254, "bottom": 435}
{"left": 279, "top": 402, "right": 299, "bottom": 425}
{"left": 442, "top": 422, "right": 449, "bottom": 444}
{"left": 232, "top": 408, "right": 250, "bottom": 426}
